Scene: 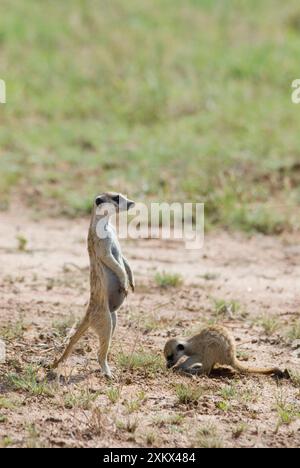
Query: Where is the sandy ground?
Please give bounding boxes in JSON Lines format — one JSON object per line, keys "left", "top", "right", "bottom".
{"left": 0, "top": 209, "right": 299, "bottom": 448}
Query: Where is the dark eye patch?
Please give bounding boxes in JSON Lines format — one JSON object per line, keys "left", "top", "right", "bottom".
{"left": 176, "top": 344, "right": 184, "bottom": 352}
{"left": 95, "top": 196, "right": 103, "bottom": 206}
{"left": 112, "top": 195, "right": 120, "bottom": 204}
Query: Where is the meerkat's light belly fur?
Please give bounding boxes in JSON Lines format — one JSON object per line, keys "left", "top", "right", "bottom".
{"left": 104, "top": 265, "right": 126, "bottom": 312}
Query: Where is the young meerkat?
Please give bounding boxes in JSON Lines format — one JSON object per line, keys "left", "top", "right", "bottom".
{"left": 164, "top": 325, "right": 284, "bottom": 377}
{"left": 52, "top": 192, "right": 135, "bottom": 378}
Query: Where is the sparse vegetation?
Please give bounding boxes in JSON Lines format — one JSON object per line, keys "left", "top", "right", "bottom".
{"left": 145, "top": 431, "right": 156, "bottom": 446}
{"left": 106, "top": 387, "right": 121, "bottom": 404}
{"left": 199, "top": 273, "right": 219, "bottom": 281}
{"left": 216, "top": 400, "right": 231, "bottom": 412}
{"left": 195, "top": 424, "right": 223, "bottom": 448}
{"left": 0, "top": 320, "right": 25, "bottom": 341}
{"left": 52, "top": 316, "right": 77, "bottom": 337}
{"left": 116, "top": 350, "right": 164, "bottom": 376}
{"left": 153, "top": 413, "right": 184, "bottom": 427}
{"left": 125, "top": 391, "right": 147, "bottom": 414}
{"left": 116, "top": 418, "right": 138, "bottom": 434}
{"left": 0, "top": 397, "right": 16, "bottom": 410}
{"left": 275, "top": 394, "right": 300, "bottom": 430}
{"left": 232, "top": 423, "right": 248, "bottom": 439}
{"left": 174, "top": 383, "right": 203, "bottom": 405}
{"left": 219, "top": 384, "right": 237, "bottom": 401}
{"left": 257, "top": 315, "right": 280, "bottom": 336}
{"left": 289, "top": 370, "right": 300, "bottom": 388}
{"left": 26, "top": 424, "right": 42, "bottom": 449}
{"left": 213, "top": 299, "right": 243, "bottom": 318}
{"left": 7, "top": 366, "right": 54, "bottom": 397}
{"left": 0, "top": 437, "right": 13, "bottom": 448}
{"left": 64, "top": 388, "right": 100, "bottom": 410}
{"left": 155, "top": 272, "right": 183, "bottom": 289}
{"left": 286, "top": 321, "right": 300, "bottom": 341}
{"left": 16, "top": 234, "right": 28, "bottom": 252}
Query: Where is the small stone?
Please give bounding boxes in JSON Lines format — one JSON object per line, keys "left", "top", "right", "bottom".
{"left": 291, "top": 339, "right": 300, "bottom": 350}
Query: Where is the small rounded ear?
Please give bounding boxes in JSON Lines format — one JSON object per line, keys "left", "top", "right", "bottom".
{"left": 176, "top": 343, "right": 185, "bottom": 352}
{"left": 95, "top": 196, "right": 103, "bottom": 206}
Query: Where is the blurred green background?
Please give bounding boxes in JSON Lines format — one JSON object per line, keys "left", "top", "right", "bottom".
{"left": 0, "top": 0, "right": 300, "bottom": 232}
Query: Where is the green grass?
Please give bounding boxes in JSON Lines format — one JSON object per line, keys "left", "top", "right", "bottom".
{"left": 0, "top": 320, "right": 25, "bottom": 341}
{"left": 7, "top": 365, "right": 54, "bottom": 397}
{"left": 116, "top": 350, "right": 164, "bottom": 376}
{"left": 232, "top": 423, "right": 248, "bottom": 439}
{"left": 155, "top": 271, "right": 183, "bottom": 288}
{"left": 16, "top": 234, "right": 28, "bottom": 252}
{"left": 219, "top": 384, "right": 237, "bottom": 400}
{"left": 195, "top": 424, "right": 223, "bottom": 448}
{"left": 52, "top": 315, "right": 77, "bottom": 337}
{"left": 287, "top": 321, "right": 300, "bottom": 340}
{"left": 275, "top": 395, "right": 300, "bottom": 430}
{"left": 0, "top": 397, "right": 16, "bottom": 409}
{"left": 106, "top": 387, "right": 121, "bottom": 404}
{"left": 152, "top": 413, "right": 184, "bottom": 427}
{"left": 0, "top": 437, "right": 13, "bottom": 448}
{"left": 213, "top": 298, "right": 243, "bottom": 318}
{"left": 125, "top": 391, "right": 147, "bottom": 414}
{"left": 64, "top": 388, "right": 100, "bottom": 410}
{"left": 174, "top": 383, "right": 203, "bottom": 405}
{"left": 256, "top": 315, "right": 281, "bottom": 336}
{"left": 1, "top": 1, "right": 300, "bottom": 232}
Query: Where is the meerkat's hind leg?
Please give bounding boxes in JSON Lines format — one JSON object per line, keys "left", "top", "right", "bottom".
{"left": 91, "top": 307, "right": 113, "bottom": 378}
{"left": 52, "top": 315, "right": 90, "bottom": 369}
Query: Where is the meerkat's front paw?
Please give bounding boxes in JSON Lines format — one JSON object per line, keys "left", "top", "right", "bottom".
{"left": 119, "top": 285, "right": 129, "bottom": 296}
{"left": 130, "top": 281, "right": 135, "bottom": 292}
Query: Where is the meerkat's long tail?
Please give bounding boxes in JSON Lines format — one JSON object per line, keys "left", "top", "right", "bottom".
{"left": 52, "top": 316, "right": 90, "bottom": 369}
{"left": 232, "top": 359, "right": 281, "bottom": 376}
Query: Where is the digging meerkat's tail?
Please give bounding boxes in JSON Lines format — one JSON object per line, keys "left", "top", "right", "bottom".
{"left": 232, "top": 359, "right": 281, "bottom": 376}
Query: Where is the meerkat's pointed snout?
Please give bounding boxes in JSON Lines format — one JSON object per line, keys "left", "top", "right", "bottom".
{"left": 126, "top": 199, "right": 135, "bottom": 210}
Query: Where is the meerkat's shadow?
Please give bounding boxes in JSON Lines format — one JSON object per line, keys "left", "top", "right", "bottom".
{"left": 178, "top": 366, "right": 290, "bottom": 381}
{"left": 0, "top": 378, "right": 11, "bottom": 394}
{"left": 197, "top": 367, "right": 290, "bottom": 380}
{"left": 208, "top": 367, "right": 236, "bottom": 379}
{"left": 176, "top": 366, "right": 236, "bottom": 380}
{"left": 45, "top": 368, "right": 93, "bottom": 385}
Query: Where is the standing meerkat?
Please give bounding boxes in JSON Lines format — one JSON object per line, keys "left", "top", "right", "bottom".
{"left": 164, "top": 325, "right": 284, "bottom": 377}
{"left": 52, "top": 192, "right": 135, "bottom": 378}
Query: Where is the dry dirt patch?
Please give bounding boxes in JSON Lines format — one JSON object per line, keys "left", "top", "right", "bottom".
{"left": 0, "top": 209, "right": 299, "bottom": 448}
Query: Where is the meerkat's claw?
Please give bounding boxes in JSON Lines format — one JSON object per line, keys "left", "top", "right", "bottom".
{"left": 119, "top": 286, "right": 129, "bottom": 296}
{"left": 130, "top": 283, "right": 135, "bottom": 292}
